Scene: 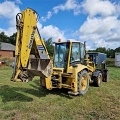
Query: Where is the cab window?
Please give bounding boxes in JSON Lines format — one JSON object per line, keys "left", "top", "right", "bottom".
{"left": 70, "top": 43, "right": 80, "bottom": 63}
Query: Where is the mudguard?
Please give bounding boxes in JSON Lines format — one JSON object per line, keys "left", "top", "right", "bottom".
{"left": 92, "top": 69, "right": 101, "bottom": 77}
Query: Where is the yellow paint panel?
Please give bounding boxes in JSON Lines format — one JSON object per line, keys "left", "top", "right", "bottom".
{"left": 67, "top": 64, "right": 88, "bottom": 73}
{"left": 20, "top": 8, "right": 37, "bottom": 67}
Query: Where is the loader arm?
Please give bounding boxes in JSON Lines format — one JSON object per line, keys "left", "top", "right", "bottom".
{"left": 11, "top": 8, "right": 52, "bottom": 82}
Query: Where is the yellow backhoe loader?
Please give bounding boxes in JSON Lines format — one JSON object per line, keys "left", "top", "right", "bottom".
{"left": 11, "top": 8, "right": 108, "bottom": 95}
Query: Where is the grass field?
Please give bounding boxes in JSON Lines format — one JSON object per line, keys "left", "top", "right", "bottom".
{"left": 0, "top": 66, "right": 120, "bottom": 120}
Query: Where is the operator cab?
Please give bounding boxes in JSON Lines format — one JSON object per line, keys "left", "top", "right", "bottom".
{"left": 54, "top": 40, "right": 85, "bottom": 71}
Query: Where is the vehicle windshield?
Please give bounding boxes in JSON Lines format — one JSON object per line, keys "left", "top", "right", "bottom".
{"left": 70, "top": 43, "right": 85, "bottom": 64}
{"left": 54, "top": 43, "right": 67, "bottom": 68}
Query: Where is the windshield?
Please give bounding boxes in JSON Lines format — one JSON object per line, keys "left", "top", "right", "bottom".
{"left": 70, "top": 42, "right": 85, "bottom": 64}
{"left": 54, "top": 43, "right": 67, "bottom": 68}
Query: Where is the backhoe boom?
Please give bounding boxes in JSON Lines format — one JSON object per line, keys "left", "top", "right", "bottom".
{"left": 11, "top": 8, "right": 52, "bottom": 82}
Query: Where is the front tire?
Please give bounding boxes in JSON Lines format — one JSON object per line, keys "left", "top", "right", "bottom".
{"left": 78, "top": 70, "right": 89, "bottom": 95}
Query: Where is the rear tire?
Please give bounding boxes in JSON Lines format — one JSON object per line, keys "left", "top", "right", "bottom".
{"left": 105, "top": 73, "right": 109, "bottom": 82}
{"left": 94, "top": 72, "right": 102, "bottom": 87}
{"left": 103, "top": 71, "right": 109, "bottom": 82}
{"left": 78, "top": 70, "right": 89, "bottom": 95}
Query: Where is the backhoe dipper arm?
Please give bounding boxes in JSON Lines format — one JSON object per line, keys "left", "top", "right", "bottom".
{"left": 11, "top": 8, "right": 52, "bottom": 82}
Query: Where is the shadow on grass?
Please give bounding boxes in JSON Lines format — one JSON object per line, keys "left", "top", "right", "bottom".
{"left": 0, "top": 85, "right": 33, "bottom": 103}
{"left": 0, "top": 82, "right": 72, "bottom": 103}
{"left": 31, "top": 79, "right": 73, "bottom": 99}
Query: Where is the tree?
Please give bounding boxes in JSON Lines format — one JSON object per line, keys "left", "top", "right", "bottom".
{"left": 115, "top": 47, "right": 120, "bottom": 53}
{"left": 44, "top": 38, "right": 54, "bottom": 57}
{"left": 8, "top": 33, "right": 17, "bottom": 45}
{"left": 0, "top": 32, "right": 16, "bottom": 45}
{"left": 96, "top": 47, "right": 107, "bottom": 53}
{"left": 0, "top": 32, "right": 9, "bottom": 43}
{"left": 107, "top": 48, "right": 115, "bottom": 58}
{"left": 0, "top": 42, "right": 1, "bottom": 50}
{"left": 106, "top": 48, "right": 111, "bottom": 58}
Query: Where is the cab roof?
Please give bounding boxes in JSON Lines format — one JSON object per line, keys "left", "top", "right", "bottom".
{"left": 54, "top": 39, "right": 83, "bottom": 44}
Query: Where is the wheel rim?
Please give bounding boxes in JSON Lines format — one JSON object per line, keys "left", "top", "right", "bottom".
{"left": 98, "top": 74, "right": 102, "bottom": 84}
{"left": 80, "top": 74, "right": 88, "bottom": 91}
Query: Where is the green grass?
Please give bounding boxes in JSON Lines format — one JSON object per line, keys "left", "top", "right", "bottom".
{"left": 0, "top": 66, "right": 120, "bottom": 120}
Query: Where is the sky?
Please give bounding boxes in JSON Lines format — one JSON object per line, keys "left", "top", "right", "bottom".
{"left": 0, "top": 0, "right": 120, "bottom": 50}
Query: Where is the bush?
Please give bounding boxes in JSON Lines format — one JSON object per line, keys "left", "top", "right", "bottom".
{"left": 106, "top": 58, "right": 115, "bottom": 67}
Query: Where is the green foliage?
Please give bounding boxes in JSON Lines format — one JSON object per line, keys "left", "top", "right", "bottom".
{"left": 106, "top": 58, "right": 115, "bottom": 67}
{"left": 106, "top": 48, "right": 115, "bottom": 58}
{"left": 0, "top": 42, "right": 1, "bottom": 50}
{"left": 0, "top": 32, "right": 9, "bottom": 43}
{"left": 0, "top": 32, "right": 16, "bottom": 45}
{"left": 115, "top": 47, "right": 120, "bottom": 52}
{"left": 96, "top": 47, "right": 106, "bottom": 53}
{"left": 44, "top": 37, "right": 54, "bottom": 57}
{"left": 8, "top": 33, "right": 17, "bottom": 45}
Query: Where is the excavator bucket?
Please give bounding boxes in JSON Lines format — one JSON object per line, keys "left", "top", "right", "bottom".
{"left": 27, "top": 58, "right": 52, "bottom": 78}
